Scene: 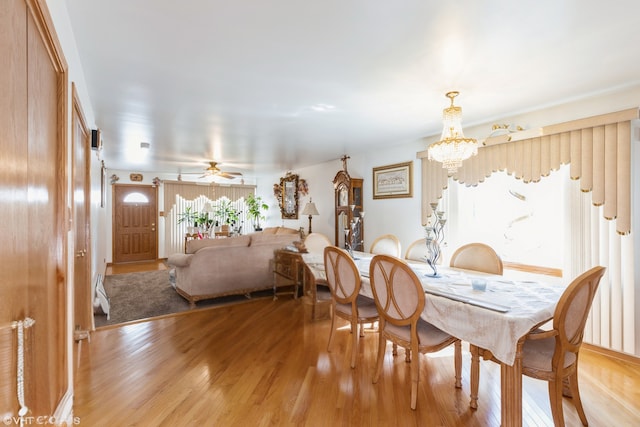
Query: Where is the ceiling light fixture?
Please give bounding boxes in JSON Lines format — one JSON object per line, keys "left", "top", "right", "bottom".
{"left": 427, "top": 91, "right": 477, "bottom": 173}
{"left": 140, "top": 142, "right": 150, "bottom": 149}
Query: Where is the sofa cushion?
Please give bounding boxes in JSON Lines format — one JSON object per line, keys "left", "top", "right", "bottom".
{"left": 259, "top": 226, "right": 298, "bottom": 235}
{"left": 186, "top": 235, "right": 251, "bottom": 254}
{"left": 275, "top": 227, "right": 299, "bottom": 235}
{"left": 249, "top": 233, "right": 298, "bottom": 247}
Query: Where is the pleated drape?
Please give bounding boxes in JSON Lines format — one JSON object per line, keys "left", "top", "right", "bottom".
{"left": 418, "top": 108, "right": 637, "bottom": 235}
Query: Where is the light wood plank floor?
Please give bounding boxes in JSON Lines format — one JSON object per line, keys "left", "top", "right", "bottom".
{"left": 75, "top": 294, "right": 640, "bottom": 426}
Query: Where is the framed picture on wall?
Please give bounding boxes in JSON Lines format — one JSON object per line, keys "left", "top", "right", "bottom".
{"left": 372, "top": 161, "right": 413, "bottom": 199}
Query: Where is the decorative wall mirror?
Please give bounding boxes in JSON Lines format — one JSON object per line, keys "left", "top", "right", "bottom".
{"left": 280, "top": 173, "right": 299, "bottom": 219}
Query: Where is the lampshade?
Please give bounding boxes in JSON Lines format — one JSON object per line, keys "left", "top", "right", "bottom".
{"left": 302, "top": 201, "right": 319, "bottom": 216}
{"left": 202, "top": 202, "right": 214, "bottom": 213}
{"left": 427, "top": 91, "right": 478, "bottom": 173}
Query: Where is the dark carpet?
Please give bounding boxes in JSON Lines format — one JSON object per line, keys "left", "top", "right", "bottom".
{"left": 94, "top": 270, "right": 276, "bottom": 327}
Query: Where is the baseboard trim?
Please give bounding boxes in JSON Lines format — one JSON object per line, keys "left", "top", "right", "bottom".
{"left": 53, "top": 388, "right": 76, "bottom": 425}
{"left": 582, "top": 342, "right": 640, "bottom": 366}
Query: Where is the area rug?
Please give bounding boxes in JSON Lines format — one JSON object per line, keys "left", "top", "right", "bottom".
{"left": 94, "top": 270, "right": 276, "bottom": 327}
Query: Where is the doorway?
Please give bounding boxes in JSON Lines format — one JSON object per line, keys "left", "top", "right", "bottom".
{"left": 112, "top": 184, "right": 158, "bottom": 263}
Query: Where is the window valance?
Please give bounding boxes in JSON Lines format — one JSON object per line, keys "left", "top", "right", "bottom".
{"left": 163, "top": 180, "right": 255, "bottom": 214}
{"left": 418, "top": 108, "right": 638, "bottom": 235}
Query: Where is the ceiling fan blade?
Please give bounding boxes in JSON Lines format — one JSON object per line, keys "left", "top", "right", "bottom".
{"left": 218, "top": 172, "right": 238, "bottom": 179}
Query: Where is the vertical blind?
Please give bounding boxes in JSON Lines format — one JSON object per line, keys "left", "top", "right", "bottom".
{"left": 163, "top": 181, "right": 255, "bottom": 214}
{"left": 163, "top": 181, "right": 256, "bottom": 254}
{"left": 417, "top": 107, "right": 638, "bottom": 356}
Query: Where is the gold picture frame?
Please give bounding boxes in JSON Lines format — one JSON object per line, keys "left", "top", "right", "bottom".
{"left": 280, "top": 173, "right": 299, "bottom": 219}
{"left": 372, "top": 161, "right": 413, "bottom": 199}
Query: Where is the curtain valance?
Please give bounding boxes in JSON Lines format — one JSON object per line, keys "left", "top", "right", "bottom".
{"left": 163, "top": 180, "right": 255, "bottom": 214}
{"left": 418, "top": 108, "right": 638, "bottom": 235}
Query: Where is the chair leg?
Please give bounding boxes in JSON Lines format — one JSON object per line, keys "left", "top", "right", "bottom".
{"left": 373, "top": 331, "right": 386, "bottom": 383}
{"left": 569, "top": 371, "right": 588, "bottom": 426}
{"left": 392, "top": 343, "right": 398, "bottom": 356}
{"left": 548, "top": 376, "right": 566, "bottom": 427}
{"left": 469, "top": 344, "right": 480, "bottom": 409}
{"left": 350, "top": 318, "right": 358, "bottom": 368}
{"left": 454, "top": 340, "right": 462, "bottom": 388}
{"left": 327, "top": 306, "right": 336, "bottom": 352}
{"left": 410, "top": 341, "right": 419, "bottom": 410}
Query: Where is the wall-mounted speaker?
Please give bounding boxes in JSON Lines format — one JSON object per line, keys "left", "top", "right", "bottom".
{"left": 91, "top": 129, "right": 102, "bottom": 151}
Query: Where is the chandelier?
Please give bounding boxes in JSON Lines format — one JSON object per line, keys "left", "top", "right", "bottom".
{"left": 427, "top": 91, "right": 478, "bottom": 173}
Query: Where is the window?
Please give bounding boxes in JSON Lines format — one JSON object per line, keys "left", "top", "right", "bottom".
{"left": 451, "top": 166, "right": 568, "bottom": 270}
{"left": 123, "top": 192, "right": 149, "bottom": 204}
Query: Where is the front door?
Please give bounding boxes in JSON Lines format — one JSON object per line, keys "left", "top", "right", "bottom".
{"left": 113, "top": 185, "right": 158, "bottom": 263}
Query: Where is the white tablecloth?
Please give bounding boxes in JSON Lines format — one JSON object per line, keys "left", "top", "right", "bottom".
{"left": 302, "top": 252, "right": 564, "bottom": 365}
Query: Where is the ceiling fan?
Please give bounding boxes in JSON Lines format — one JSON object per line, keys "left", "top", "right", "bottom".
{"left": 199, "top": 161, "right": 243, "bottom": 180}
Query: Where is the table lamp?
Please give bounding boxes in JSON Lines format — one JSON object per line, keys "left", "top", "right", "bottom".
{"left": 301, "top": 199, "right": 319, "bottom": 234}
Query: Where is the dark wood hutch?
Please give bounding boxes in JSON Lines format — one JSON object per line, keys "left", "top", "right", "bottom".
{"left": 332, "top": 155, "right": 364, "bottom": 251}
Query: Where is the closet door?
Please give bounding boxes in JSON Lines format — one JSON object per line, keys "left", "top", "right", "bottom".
{"left": 0, "top": 0, "right": 68, "bottom": 417}
{"left": 0, "top": 0, "right": 30, "bottom": 414}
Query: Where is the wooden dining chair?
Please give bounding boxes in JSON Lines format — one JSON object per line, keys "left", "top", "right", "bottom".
{"left": 449, "top": 242, "right": 503, "bottom": 275}
{"left": 470, "top": 266, "right": 606, "bottom": 426}
{"left": 404, "top": 238, "right": 429, "bottom": 263}
{"left": 323, "top": 246, "right": 379, "bottom": 368}
{"left": 303, "top": 232, "right": 332, "bottom": 254}
{"left": 369, "top": 234, "right": 401, "bottom": 257}
{"left": 369, "top": 254, "right": 462, "bottom": 410}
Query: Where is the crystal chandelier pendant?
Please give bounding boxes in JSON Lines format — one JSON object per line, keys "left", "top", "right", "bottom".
{"left": 427, "top": 91, "right": 478, "bottom": 173}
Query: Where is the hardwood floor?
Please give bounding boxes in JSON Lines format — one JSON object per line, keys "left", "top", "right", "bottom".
{"left": 105, "top": 259, "right": 169, "bottom": 275}
{"left": 76, "top": 262, "right": 640, "bottom": 426}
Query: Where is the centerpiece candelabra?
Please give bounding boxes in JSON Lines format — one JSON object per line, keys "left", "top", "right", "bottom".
{"left": 344, "top": 205, "right": 365, "bottom": 258}
{"left": 425, "top": 202, "right": 446, "bottom": 277}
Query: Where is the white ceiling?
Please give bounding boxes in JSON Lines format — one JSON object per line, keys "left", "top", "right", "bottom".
{"left": 65, "top": 0, "right": 640, "bottom": 179}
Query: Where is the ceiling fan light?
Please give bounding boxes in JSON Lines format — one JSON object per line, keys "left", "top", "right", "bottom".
{"left": 427, "top": 91, "right": 478, "bottom": 173}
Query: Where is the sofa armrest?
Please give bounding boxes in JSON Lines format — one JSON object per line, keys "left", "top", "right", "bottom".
{"left": 167, "top": 253, "right": 193, "bottom": 268}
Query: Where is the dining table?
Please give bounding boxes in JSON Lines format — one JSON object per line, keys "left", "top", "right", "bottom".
{"left": 301, "top": 250, "right": 565, "bottom": 427}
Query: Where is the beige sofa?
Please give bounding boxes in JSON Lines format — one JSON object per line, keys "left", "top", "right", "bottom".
{"left": 167, "top": 227, "right": 300, "bottom": 306}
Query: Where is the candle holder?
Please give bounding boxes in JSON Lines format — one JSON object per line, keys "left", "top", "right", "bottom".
{"left": 425, "top": 202, "right": 446, "bottom": 277}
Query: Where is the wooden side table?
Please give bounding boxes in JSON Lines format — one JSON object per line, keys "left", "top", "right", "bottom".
{"left": 184, "top": 233, "right": 199, "bottom": 253}
{"left": 272, "top": 249, "right": 303, "bottom": 299}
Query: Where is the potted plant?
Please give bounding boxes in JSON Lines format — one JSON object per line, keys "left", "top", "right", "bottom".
{"left": 246, "top": 194, "right": 269, "bottom": 231}
{"left": 214, "top": 200, "right": 240, "bottom": 231}
{"left": 194, "top": 212, "right": 214, "bottom": 233}
{"left": 177, "top": 207, "right": 198, "bottom": 233}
